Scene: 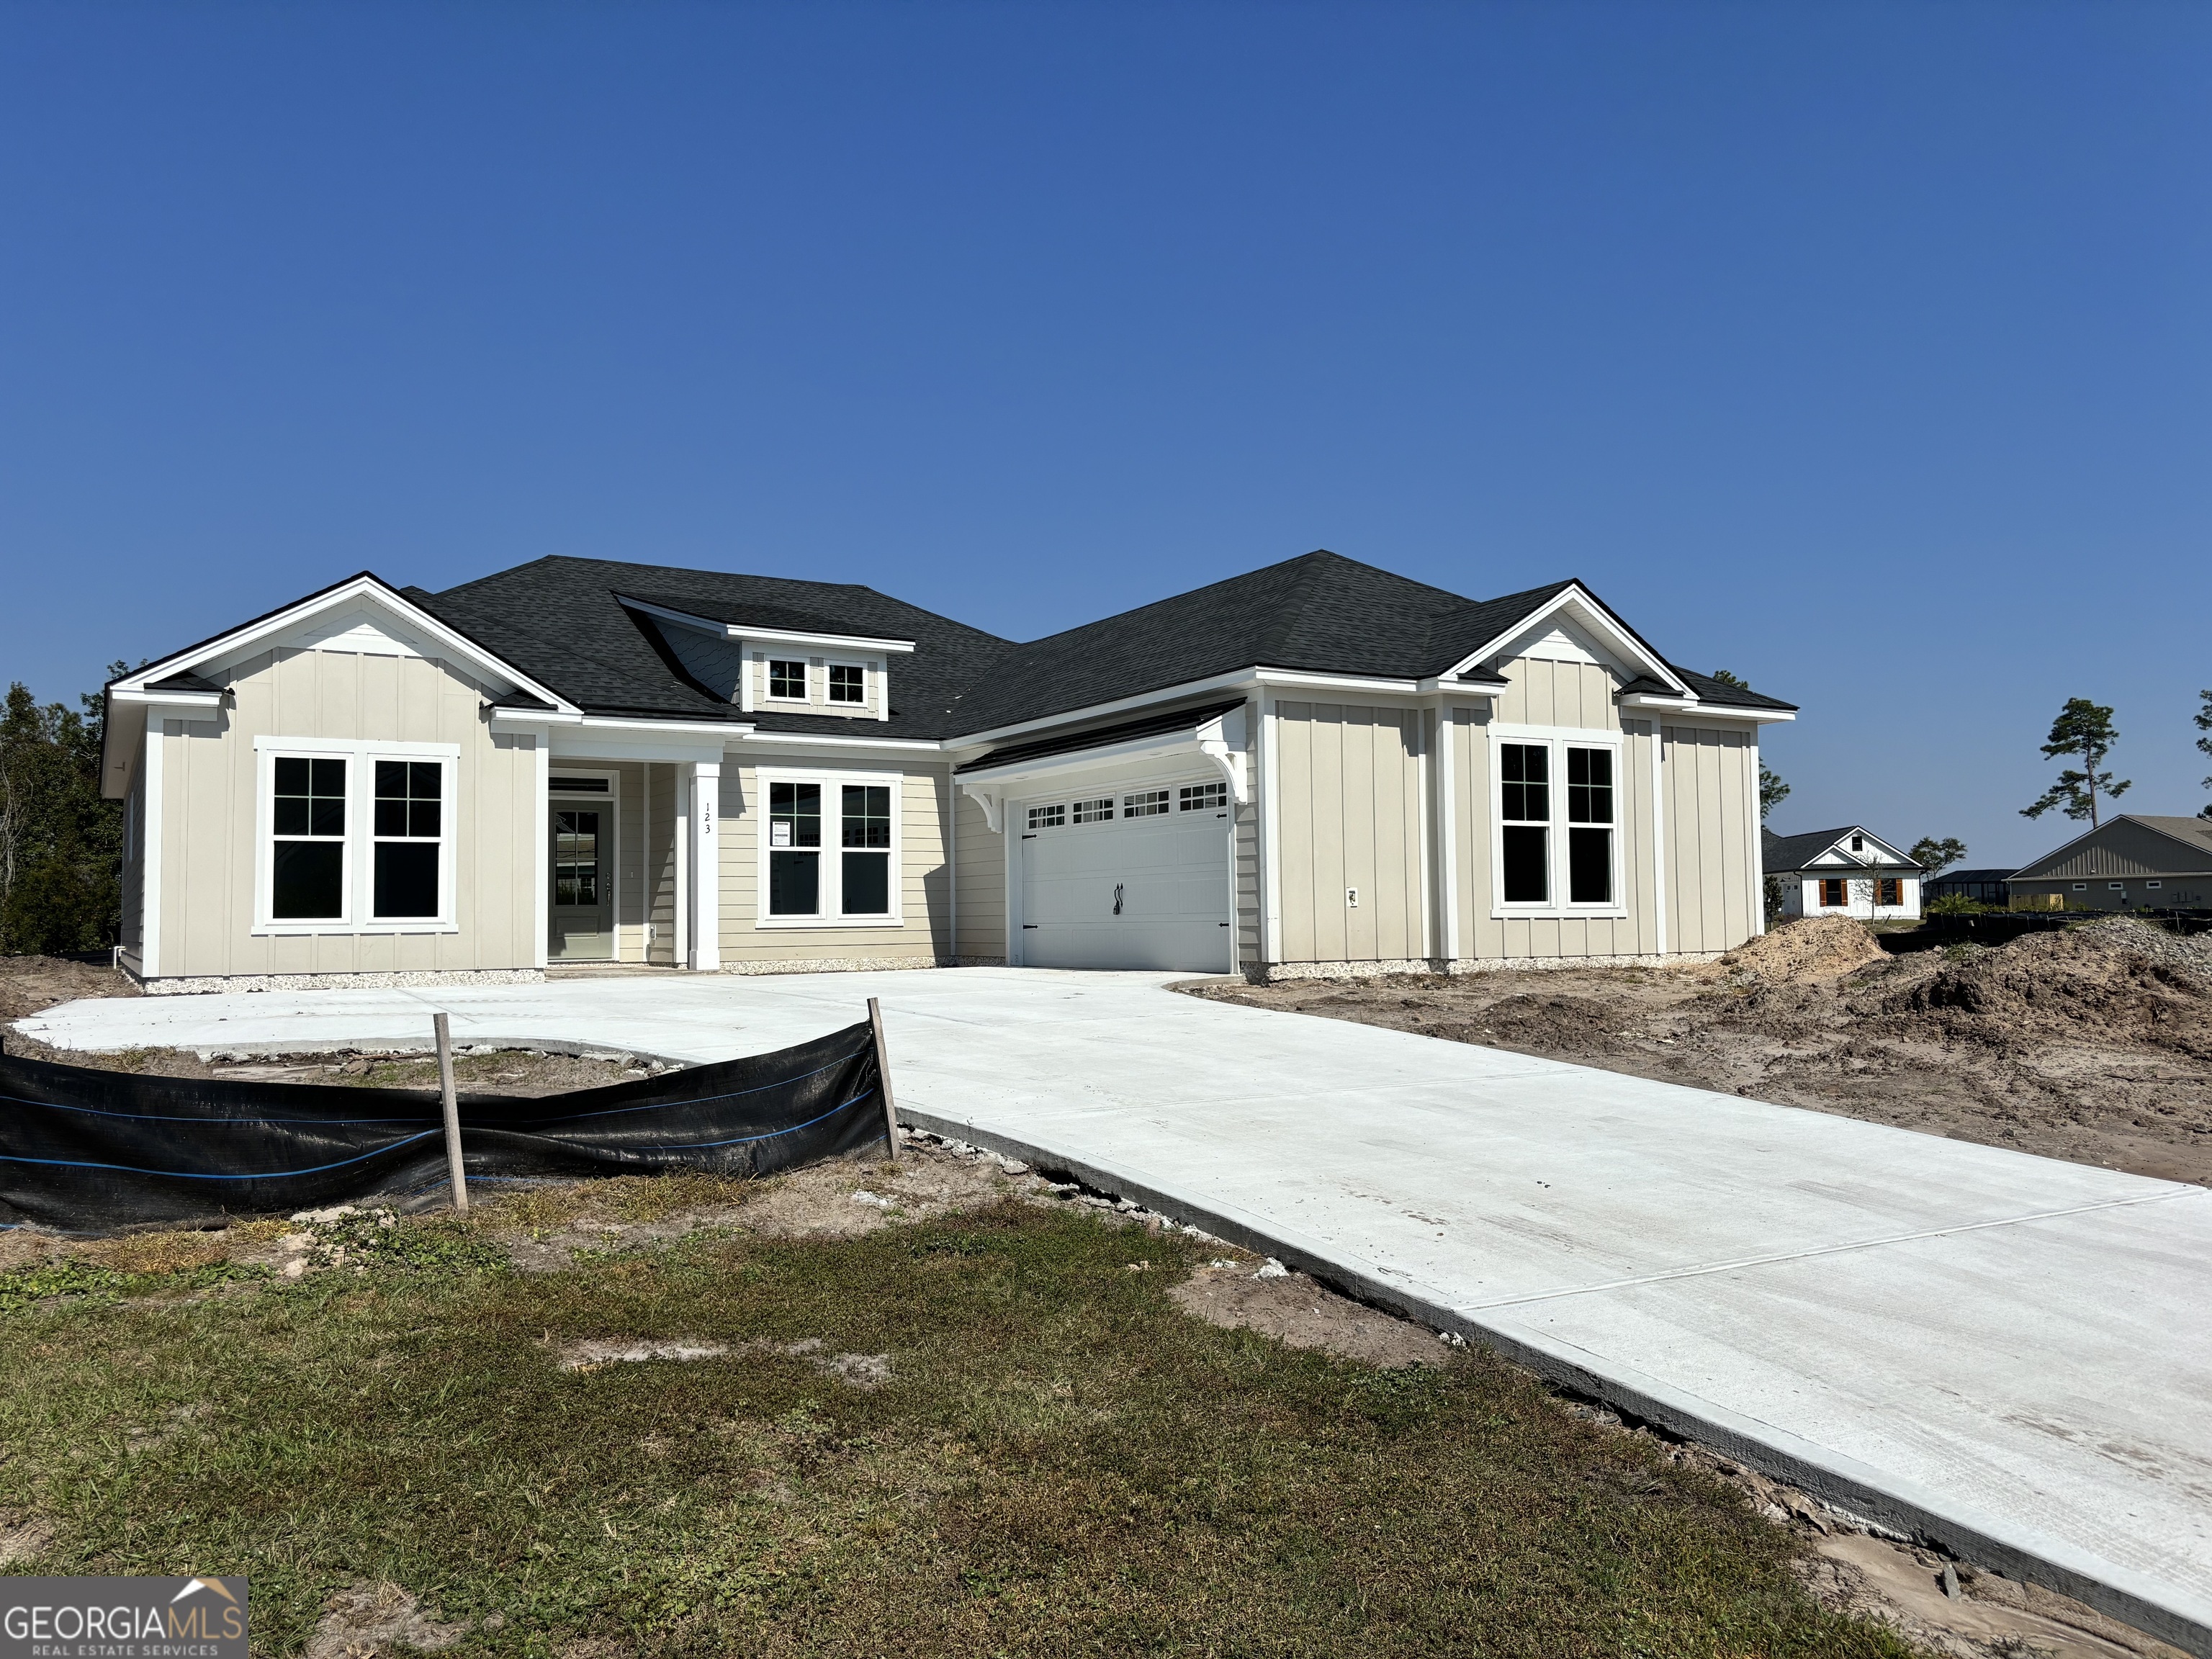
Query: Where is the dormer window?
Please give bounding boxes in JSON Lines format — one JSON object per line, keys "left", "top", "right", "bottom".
{"left": 828, "top": 663, "right": 865, "bottom": 705}
{"left": 768, "top": 660, "right": 807, "bottom": 701}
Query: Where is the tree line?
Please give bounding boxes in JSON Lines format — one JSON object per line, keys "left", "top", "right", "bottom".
{"left": 0, "top": 670, "right": 127, "bottom": 956}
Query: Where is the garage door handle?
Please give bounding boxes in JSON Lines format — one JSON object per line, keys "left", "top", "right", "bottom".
{"left": 1112, "top": 883, "right": 1124, "bottom": 916}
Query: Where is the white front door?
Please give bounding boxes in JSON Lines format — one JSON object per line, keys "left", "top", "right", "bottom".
{"left": 1017, "top": 780, "right": 1233, "bottom": 971}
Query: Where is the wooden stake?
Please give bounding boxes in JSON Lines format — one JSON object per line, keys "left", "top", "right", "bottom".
{"left": 866, "top": 997, "right": 899, "bottom": 1159}
{"left": 433, "top": 1012, "right": 468, "bottom": 1214}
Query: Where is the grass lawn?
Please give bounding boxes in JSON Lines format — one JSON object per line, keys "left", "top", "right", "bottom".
{"left": 0, "top": 1188, "right": 1922, "bottom": 1658}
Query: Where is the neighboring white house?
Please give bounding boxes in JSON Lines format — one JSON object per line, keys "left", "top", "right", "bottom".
{"left": 99, "top": 550, "right": 1798, "bottom": 991}
{"left": 1762, "top": 826, "right": 1923, "bottom": 921}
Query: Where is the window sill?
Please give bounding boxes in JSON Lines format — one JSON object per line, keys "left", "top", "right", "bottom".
{"left": 1490, "top": 908, "right": 1629, "bottom": 922}
{"left": 752, "top": 917, "right": 908, "bottom": 930}
{"left": 252, "top": 922, "right": 462, "bottom": 937}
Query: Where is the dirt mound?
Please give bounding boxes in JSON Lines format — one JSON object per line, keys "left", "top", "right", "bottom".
{"left": 1717, "top": 919, "right": 1881, "bottom": 984}
{"left": 1874, "top": 929, "right": 2212, "bottom": 1058}
{"left": 0, "top": 955, "right": 137, "bottom": 1023}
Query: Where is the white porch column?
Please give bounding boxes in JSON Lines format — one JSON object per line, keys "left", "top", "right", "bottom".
{"left": 688, "top": 760, "right": 721, "bottom": 971}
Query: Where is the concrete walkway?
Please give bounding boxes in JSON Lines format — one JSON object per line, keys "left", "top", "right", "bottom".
{"left": 17, "top": 967, "right": 2212, "bottom": 1651}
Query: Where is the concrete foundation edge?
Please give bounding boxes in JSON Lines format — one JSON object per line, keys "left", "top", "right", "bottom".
{"left": 899, "top": 1104, "right": 2212, "bottom": 1658}
{"left": 1250, "top": 952, "right": 1726, "bottom": 982}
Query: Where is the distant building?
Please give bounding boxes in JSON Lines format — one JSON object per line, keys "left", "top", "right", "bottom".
{"left": 1923, "top": 868, "right": 2012, "bottom": 907}
{"left": 1761, "top": 826, "right": 1923, "bottom": 921}
{"left": 2008, "top": 817, "right": 2212, "bottom": 910}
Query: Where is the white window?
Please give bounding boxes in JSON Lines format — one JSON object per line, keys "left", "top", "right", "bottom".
{"left": 758, "top": 771, "right": 902, "bottom": 925}
{"left": 2147, "top": 881, "right": 2163, "bottom": 890}
{"left": 372, "top": 761, "right": 444, "bottom": 919}
{"left": 767, "top": 659, "right": 808, "bottom": 701}
{"left": 256, "top": 739, "right": 457, "bottom": 933}
{"left": 272, "top": 756, "right": 349, "bottom": 921}
{"left": 1072, "top": 798, "right": 1113, "bottom": 824}
{"left": 1028, "top": 803, "right": 1066, "bottom": 830}
{"left": 827, "top": 662, "right": 866, "bottom": 705}
{"left": 1491, "top": 733, "right": 1623, "bottom": 915}
{"left": 2110, "top": 881, "right": 2126, "bottom": 890}
{"left": 1124, "top": 789, "right": 1170, "bottom": 818}
{"left": 1179, "top": 781, "right": 1227, "bottom": 812}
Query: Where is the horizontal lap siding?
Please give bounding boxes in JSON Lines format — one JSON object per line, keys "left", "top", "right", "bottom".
{"left": 954, "top": 789, "right": 1006, "bottom": 961}
{"left": 717, "top": 758, "right": 948, "bottom": 963}
{"left": 646, "top": 763, "right": 678, "bottom": 965}
{"left": 159, "top": 647, "right": 539, "bottom": 978}
{"left": 1276, "top": 701, "right": 1423, "bottom": 963}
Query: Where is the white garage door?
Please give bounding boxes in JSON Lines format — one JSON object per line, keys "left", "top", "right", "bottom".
{"left": 1017, "top": 779, "right": 1233, "bottom": 971}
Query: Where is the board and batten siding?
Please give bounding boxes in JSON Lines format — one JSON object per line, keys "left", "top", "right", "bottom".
{"left": 1660, "top": 724, "right": 1757, "bottom": 954}
{"left": 1443, "top": 703, "right": 1662, "bottom": 961}
{"left": 1273, "top": 701, "right": 1426, "bottom": 963}
{"left": 1492, "top": 657, "right": 1623, "bottom": 732}
{"left": 153, "top": 647, "right": 541, "bottom": 979}
{"left": 714, "top": 755, "right": 950, "bottom": 965}
{"left": 953, "top": 788, "right": 1007, "bottom": 962}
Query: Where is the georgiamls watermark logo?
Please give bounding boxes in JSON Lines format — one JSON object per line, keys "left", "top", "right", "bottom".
{"left": 1, "top": 1575, "right": 246, "bottom": 1658}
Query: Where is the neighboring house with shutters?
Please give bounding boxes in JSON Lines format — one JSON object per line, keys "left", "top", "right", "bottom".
{"left": 2007, "top": 817, "right": 2212, "bottom": 911}
{"left": 1761, "top": 826, "right": 1924, "bottom": 921}
{"left": 100, "top": 550, "right": 1795, "bottom": 992}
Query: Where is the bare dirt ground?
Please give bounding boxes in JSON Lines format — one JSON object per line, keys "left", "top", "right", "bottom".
{"left": 1189, "top": 917, "right": 2212, "bottom": 1186}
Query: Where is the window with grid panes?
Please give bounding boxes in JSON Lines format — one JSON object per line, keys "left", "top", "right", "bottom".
{"left": 1498, "top": 745, "right": 1549, "bottom": 904}
{"left": 373, "top": 760, "right": 442, "bottom": 918}
{"left": 271, "top": 757, "right": 348, "bottom": 919}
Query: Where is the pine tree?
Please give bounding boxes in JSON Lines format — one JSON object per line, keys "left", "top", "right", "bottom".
{"left": 2020, "top": 699, "right": 2130, "bottom": 828}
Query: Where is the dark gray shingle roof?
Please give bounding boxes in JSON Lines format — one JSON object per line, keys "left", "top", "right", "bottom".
{"left": 410, "top": 550, "right": 1793, "bottom": 741}
{"left": 1762, "top": 826, "right": 1922, "bottom": 872}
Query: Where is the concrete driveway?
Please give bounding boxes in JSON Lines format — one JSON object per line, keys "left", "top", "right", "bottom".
{"left": 17, "top": 966, "right": 2212, "bottom": 1650}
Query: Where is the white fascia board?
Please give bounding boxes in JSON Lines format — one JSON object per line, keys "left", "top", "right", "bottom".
{"left": 1447, "top": 585, "right": 1691, "bottom": 695}
{"left": 957, "top": 732, "right": 1203, "bottom": 788}
{"left": 616, "top": 595, "right": 915, "bottom": 655}
{"left": 490, "top": 706, "right": 585, "bottom": 727}
{"left": 1641, "top": 698, "right": 1797, "bottom": 727}
{"left": 737, "top": 729, "right": 942, "bottom": 752}
{"left": 1253, "top": 668, "right": 1421, "bottom": 693}
{"left": 945, "top": 670, "right": 1263, "bottom": 750}
{"left": 577, "top": 715, "right": 753, "bottom": 738}
{"left": 948, "top": 663, "right": 1487, "bottom": 757}
{"left": 111, "top": 574, "right": 582, "bottom": 715}
{"left": 109, "top": 685, "right": 225, "bottom": 711}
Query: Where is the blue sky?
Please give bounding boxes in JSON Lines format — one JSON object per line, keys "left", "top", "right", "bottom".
{"left": 3, "top": 1, "right": 2206, "bottom": 865}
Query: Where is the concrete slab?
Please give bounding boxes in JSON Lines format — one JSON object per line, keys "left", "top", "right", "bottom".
{"left": 16, "top": 966, "right": 2211, "bottom": 1650}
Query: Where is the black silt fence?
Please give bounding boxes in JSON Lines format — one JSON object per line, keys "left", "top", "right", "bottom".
{"left": 0, "top": 1020, "right": 887, "bottom": 1235}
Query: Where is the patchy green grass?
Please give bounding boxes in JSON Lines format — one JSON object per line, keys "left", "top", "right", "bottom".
{"left": 0, "top": 1202, "right": 1922, "bottom": 1658}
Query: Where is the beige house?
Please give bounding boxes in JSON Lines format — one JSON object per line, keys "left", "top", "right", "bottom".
{"left": 2007, "top": 817, "right": 2212, "bottom": 911}
{"left": 102, "top": 552, "right": 1795, "bottom": 992}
